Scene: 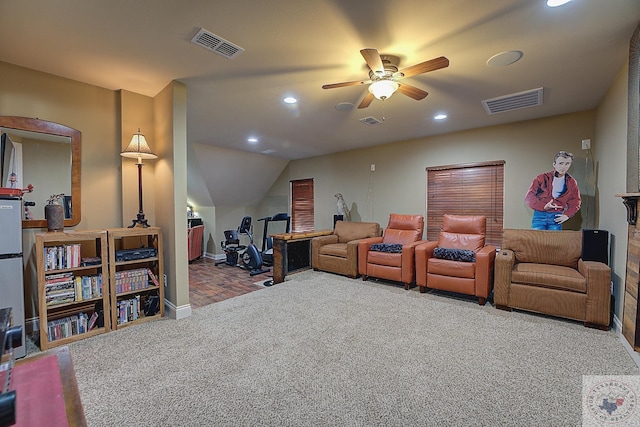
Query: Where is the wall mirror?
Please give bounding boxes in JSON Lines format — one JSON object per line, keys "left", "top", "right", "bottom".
{"left": 0, "top": 116, "right": 81, "bottom": 228}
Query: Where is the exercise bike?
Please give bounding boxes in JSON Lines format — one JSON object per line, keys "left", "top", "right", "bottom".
{"left": 216, "top": 216, "right": 270, "bottom": 277}
{"left": 257, "top": 212, "right": 291, "bottom": 267}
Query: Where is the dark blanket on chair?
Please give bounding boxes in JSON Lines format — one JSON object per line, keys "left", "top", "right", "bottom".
{"left": 433, "top": 247, "right": 476, "bottom": 262}
{"left": 370, "top": 243, "right": 403, "bottom": 253}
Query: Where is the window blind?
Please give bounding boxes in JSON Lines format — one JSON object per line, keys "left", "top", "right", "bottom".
{"left": 427, "top": 161, "right": 504, "bottom": 247}
{"left": 291, "top": 178, "right": 314, "bottom": 232}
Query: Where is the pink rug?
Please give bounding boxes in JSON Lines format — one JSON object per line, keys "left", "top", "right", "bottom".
{"left": 9, "top": 354, "right": 68, "bottom": 427}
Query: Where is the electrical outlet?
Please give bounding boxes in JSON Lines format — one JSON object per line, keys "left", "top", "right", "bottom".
{"left": 581, "top": 139, "right": 591, "bottom": 150}
{"left": 164, "top": 274, "right": 167, "bottom": 287}
{"left": 370, "top": 164, "right": 375, "bottom": 172}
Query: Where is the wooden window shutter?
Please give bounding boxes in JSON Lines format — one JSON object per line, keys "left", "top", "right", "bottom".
{"left": 427, "top": 161, "right": 504, "bottom": 247}
{"left": 291, "top": 178, "right": 314, "bottom": 232}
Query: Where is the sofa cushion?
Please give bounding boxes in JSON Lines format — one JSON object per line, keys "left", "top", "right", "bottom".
{"left": 512, "top": 262, "right": 587, "bottom": 293}
{"left": 428, "top": 258, "right": 476, "bottom": 279}
{"left": 319, "top": 243, "right": 348, "bottom": 258}
{"left": 502, "top": 229, "right": 581, "bottom": 269}
{"left": 367, "top": 251, "right": 402, "bottom": 267}
{"left": 370, "top": 243, "right": 403, "bottom": 253}
{"left": 433, "top": 247, "right": 476, "bottom": 262}
{"left": 335, "top": 221, "right": 381, "bottom": 243}
{"left": 438, "top": 232, "right": 484, "bottom": 252}
{"left": 383, "top": 229, "right": 420, "bottom": 245}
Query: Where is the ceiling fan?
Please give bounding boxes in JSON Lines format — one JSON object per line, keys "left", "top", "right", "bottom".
{"left": 322, "top": 48, "right": 449, "bottom": 109}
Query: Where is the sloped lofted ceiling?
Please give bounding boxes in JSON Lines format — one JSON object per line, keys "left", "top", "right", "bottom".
{"left": 1, "top": 0, "right": 639, "bottom": 207}
{"left": 191, "top": 144, "right": 289, "bottom": 208}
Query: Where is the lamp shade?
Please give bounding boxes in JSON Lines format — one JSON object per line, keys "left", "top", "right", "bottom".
{"left": 121, "top": 130, "right": 157, "bottom": 160}
{"left": 368, "top": 80, "right": 399, "bottom": 100}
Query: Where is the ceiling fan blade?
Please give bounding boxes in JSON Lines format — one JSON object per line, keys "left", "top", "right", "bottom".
{"left": 358, "top": 92, "right": 375, "bottom": 109}
{"left": 399, "top": 56, "right": 449, "bottom": 78}
{"left": 360, "top": 48, "right": 384, "bottom": 74}
{"left": 322, "top": 80, "right": 370, "bottom": 89}
{"left": 397, "top": 83, "right": 428, "bottom": 100}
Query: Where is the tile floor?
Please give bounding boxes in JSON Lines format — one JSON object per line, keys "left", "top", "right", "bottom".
{"left": 188, "top": 257, "right": 273, "bottom": 309}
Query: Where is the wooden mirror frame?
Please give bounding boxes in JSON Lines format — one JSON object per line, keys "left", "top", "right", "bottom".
{"left": 0, "top": 116, "right": 81, "bottom": 228}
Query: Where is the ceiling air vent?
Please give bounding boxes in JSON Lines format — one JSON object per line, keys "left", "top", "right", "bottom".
{"left": 482, "top": 87, "right": 543, "bottom": 114}
{"left": 359, "top": 116, "right": 384, "bottom": 125}
{"left": 190, "top": 28, "right": 244, "bottom": 59}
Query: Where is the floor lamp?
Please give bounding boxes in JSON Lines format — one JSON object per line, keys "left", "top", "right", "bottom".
{"left": 121, "top": 129, "right": 157, "bottom": 228}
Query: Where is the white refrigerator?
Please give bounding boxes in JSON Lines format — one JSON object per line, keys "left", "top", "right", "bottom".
{"left": 0, "top": 195, "right": 25, "bottom": 358}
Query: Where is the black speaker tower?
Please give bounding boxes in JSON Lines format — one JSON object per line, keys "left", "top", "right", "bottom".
{"left": 581, "top": 229, "right": 609, "bottom": 265}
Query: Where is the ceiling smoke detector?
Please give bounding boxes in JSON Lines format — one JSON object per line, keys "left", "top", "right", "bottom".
{"left": 482, "top": 87, "right": 543, "bottom": 114}
{"left": 191, "top": 28, "right": 244, "bottom": 59}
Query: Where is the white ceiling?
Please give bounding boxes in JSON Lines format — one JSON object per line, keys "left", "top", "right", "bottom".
{"left": 1, "top": 1, "right": 639, "bottom": 205}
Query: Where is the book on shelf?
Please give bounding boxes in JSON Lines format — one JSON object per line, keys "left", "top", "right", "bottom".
{"left": 87, "top": 312, "right": 99, "bottom": 331}
{"left": 46, "top": 312, "right": 89, "bottom": 342}
{"left": 114, "top": 268, "right": 150, "bottom": 293}
{"left": 147, "top": 268, "right": 160, "bottom": 287}
{"left": 117, "top": 295, "right": 141, "bottom": 325}
{"left": 45, "top": 272, "right": 103, "bottom": 305}
{"left": 44, "top": 243, "right": 82, "bottom": 271}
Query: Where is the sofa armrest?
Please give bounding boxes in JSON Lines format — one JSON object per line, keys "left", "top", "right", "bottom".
{"left": 402, "top": 240, "right": 429, "bottom": 284}
{"left": 311, "top": 234, "right": 338, "bottom": 266}
{"left": 415, "top": 241, "right": 439, "bottom": 286}
{"left": 358, "top": 236, "right": 383, "bottom": 276}
{"left": 494, "top": 249, "right": 515, "bottom": 307}
{"left": 579, "top": 259, "right": 611, "bottom": 326}
{"left": 475, "top": 245, "right": 496, "bottom": 298}
{"left": 346, "top": 239, "right": 361, "bottom": 262}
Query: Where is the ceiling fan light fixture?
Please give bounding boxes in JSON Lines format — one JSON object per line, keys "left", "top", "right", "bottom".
{"left": 369, "top": 80, "right": 399, "bottom": 100}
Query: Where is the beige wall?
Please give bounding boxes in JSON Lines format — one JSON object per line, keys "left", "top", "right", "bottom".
{"left": 264, "top": 111, "right": 596, "bottom": 234}
{"left": 0, "top": 62, "right": 122, "bottom": 231}
{"left": 1, "top": 56, "right": 632, "bottom": 326}
{"left": 0, "top": 61, "right": 188, "bottom": 322}
{"left": 595, "top": 61, "right": 630, "bottom": 320}
{"left": 120, "top": 90, "right": 155, "bottom": 227}
{"left": 0, "top": 61, "right": 122, "bottom": 320}
{"left": 153, "top": 81, "right": 190, "bottom": 316}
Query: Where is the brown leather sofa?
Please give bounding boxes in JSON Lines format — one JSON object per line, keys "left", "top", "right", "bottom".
{"left": 312, "top": 220, "right": 382, "bottom": 278}
{"left": 494, "top": 229, "right": 611, "bottom": 329}
{"left": 358, "top": 214, "right": 425, "bottom": 289}
{"left": 415, "top": 215, "right": 496, "bottom": 305}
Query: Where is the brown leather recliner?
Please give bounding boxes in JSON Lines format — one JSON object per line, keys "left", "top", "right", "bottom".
{"left": 358, "top": 214, "right": 425, "bottom": 290}
{"left": 415, "top": 214, "right": 496, "bottom": 305}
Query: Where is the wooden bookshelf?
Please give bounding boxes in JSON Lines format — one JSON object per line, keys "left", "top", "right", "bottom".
{"left": 36, "top": 230, "right": 110, "bottom": 350}
{"left": 107, "top": 227, "right": 164, "bottom": 329}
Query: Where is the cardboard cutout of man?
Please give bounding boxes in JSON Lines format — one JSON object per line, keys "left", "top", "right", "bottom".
{"left": 525, "top": 150, "right": 581, "bottom": 230}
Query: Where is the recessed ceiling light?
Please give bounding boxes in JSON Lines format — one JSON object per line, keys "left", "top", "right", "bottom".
{"left": 487, "top": 50, "right": 523, "bottom": 67}
{"left": 434, "top": 114, "right": 448, "bottom": 120}
{"left": 247, "top": 137, "right": 259, "bottom": 144}
{"left": 546, "top": 0, "right": 572, "bottom": 7}
{"left": 335, "top": 102, "right": 354, "bottom": 111}
{"left": 283, "top": 96, "right": 297, "bottom": 104}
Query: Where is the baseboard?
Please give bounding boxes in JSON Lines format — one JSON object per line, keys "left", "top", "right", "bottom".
{"left": 164, "top": 300, "right": 192, "bottom": 320}
{"left": 613, "top": 313, "right": 640, "bottom": 370}
{"left": 204, "top": 252, "right": 224, "bottom": 261}
{"left": 612, "top": 313, "right": 622, "bottom": 335}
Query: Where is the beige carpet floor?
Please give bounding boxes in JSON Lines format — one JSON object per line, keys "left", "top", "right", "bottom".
{"left": 66, "top": 270, "right": 639, "bottom": 426}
